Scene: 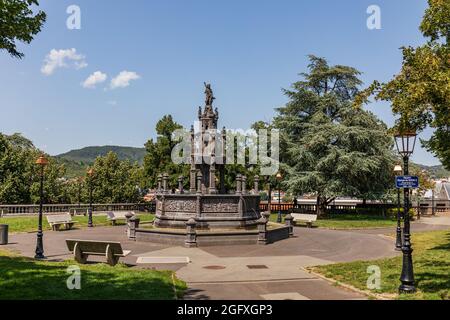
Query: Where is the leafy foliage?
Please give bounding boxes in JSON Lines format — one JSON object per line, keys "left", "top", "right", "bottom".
{"left": 274, "top": 56, "right": 395, "bottom": 213}
{"left": 355, "top": 0, "right": 450, "bottom": 169}
{"left": 0, "top": 0, "right": 46, "bottom": 59}
{"left": 88, "top": 152, "right": 143, "bottom": 203}
{"left": 0, "top": 133, "right": 70, "bottom": 204}
{"left": 143, "top": 115, "right": 189, "bottom": 189}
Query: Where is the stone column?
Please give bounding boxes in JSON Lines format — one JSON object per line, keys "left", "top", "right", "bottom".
{"left": 185, "top": 218, "right": 197, "bottom": 248}
{"left": 254, "top": 175, "right": 259, "bottom": 194}
{"left": 242, "top": 176, "right": 247, "bottom": 195}
{"left": 197, "top": 171, "right": 203, "bottom": 194}
{"left": 236, "top": 174, "right": 242, "bottom": 195}
{"left": 127, "top": 216, "right": 140, "bottom": 240}
{"left": 257, "top": 215, "right": 268, "bottom": 245}
{"left": 162, "top": 173, "right": 169, "bottom": 194}
{"left": 157, "top": 174, "right": 162, "bottom": 193}
{"left": 209, "top": 163, "right": 217, "bottom": 194}
{"left": 190, "top": 169, "right": 197, "bottom": 193}
{"left": 190, "top": 125, "right": 197, "bottom": 193}
{"left": 284, "top": 213, "right": 294, "bottom": 237}
{"left": 178, "top": 176, "right": 184, "bottom": 194}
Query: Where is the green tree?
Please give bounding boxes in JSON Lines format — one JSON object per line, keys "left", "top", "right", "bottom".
{"left": 274, "top": 56, "right": 395, "bottom": 215}
{"left": 355, "top": 0, "right": 450, "bottom": 169}
{"left": 143, "top": 115, "right": 189, "bottom": 189}
{"left": 30, "top": 157, "right": 69, "bottom": 204}
{"left": 0, "top": 0, "right": 46, "bottom": 58}
{"left": 0, "top": 133, "right": 71, "bottom": 204}
{"left": 89, "top": 152, "right": 142, "bottom": 203}
{"left": 0, "top": 133, "right": 33, "bottom": 203}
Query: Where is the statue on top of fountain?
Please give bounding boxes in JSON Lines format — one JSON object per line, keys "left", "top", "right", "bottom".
{"left": 204, "top": 82, "right": 215, "bottom": 106}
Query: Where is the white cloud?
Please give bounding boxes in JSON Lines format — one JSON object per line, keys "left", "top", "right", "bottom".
{"left": 41, "top": 48, "right": 87, "bottom": 75}
{"left": 110, "top": 71, "right": 140, "bottom": 89}
{"left": 107, "top": 100, "right": 118, "bottom": 106}
{"left": 82, "top": 71, "right": 107, "bottom": 89}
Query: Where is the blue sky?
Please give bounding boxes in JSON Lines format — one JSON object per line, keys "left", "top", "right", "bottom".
{"left": 0, "top": 0, "right": 441, "bottom": 165}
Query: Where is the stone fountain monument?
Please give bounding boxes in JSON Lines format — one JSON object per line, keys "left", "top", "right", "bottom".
{"left": 132, "top": 84, "right": 291, "bottom": 246}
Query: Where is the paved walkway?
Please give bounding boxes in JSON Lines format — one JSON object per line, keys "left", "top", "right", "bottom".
{"left": 3, "top": 219, "right": 449, "bottom": 300}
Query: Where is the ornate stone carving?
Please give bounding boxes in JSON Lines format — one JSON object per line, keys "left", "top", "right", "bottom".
{"left": 164, "top": 199, "right": 197, "bottom": 212}
{"left": 201, "top": 198, "right": 239, "bottom": 213}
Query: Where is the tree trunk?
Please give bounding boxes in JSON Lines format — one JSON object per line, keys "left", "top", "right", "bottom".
{"left": 316, "top": 195, "right": 326, "bottom": 217}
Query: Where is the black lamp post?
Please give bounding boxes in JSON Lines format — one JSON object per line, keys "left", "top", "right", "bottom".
{"left": 276, "top": 172, "right": 282, "bottom": 223}
{"left": 87, "top": 168, "right": 94, "bottom": 227}
{"left": 394, "top": 131, "right": 417, "bottom": 294}
{"left": 35, "top": 154, "right": 48, "bottom": 259}
{"left": 394, "top": 164, "right": 403, "bottom": 251}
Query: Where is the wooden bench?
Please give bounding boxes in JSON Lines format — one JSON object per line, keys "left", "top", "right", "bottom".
{"left": 47, "top": 214, "right": 77, "bottom": 231}
{"left": 291, "top": 213, "right": 317, "bottom": 228}
{"left": 106, "top": 211, "right": 135, "bottom": 225}
{"left": 66, "top": 239, "right": 131, "bottom": 266}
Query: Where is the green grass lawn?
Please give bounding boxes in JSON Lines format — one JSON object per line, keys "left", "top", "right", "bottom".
{"left": 0, "top": 249, "right": 186, "bottom": 299}
{"left": 269, "top": 213, "right": 397, "bottom": 229}
{"left": 0, "top": 213, "right": 154, "bottom": 233}
{"left": 310, "top": 230, "right": 450, "bottom": 300}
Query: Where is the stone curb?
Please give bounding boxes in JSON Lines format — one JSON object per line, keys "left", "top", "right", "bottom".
{"left": 302, "top": 267, "right": 397, "bottom": 300}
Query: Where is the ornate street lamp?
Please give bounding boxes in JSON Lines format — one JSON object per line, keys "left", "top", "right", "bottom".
{"left": 394, "top": 131, "right": 417, "bottom": 294}
{"left": 35, "top": 154, "right": 49, "bottom": 259}
{"left": 87, "top": 168, "right": 95, "bottom": 227}
{"left": 394, "top": 164, "right": 403, "bottom": 251}
{"left": 276, "top": 172, "right": 282, "bottom": 223}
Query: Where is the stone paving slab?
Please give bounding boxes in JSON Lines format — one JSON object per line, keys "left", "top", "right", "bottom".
{"left": 136, "top": 256, "right": 190, "bottom": 264}
{"left": 185, "top": 279, "right": 367, "bottom": 300}
{"left": 135, "top": 246, "right": 331, "bottom": 283}
{"left": 260, "top": 292, "right": 310, "bottom": 300}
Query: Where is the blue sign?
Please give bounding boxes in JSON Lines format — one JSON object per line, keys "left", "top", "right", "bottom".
{"left": 396, "top": 176, "right": 419, "bottom": 189}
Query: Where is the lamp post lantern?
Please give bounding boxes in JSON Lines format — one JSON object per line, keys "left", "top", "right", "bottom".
{"left": 87, "top": 168, "right": 95, "bottom": 227}
{"left": 35, "top": 154, "right": 49, "bottom": 259}
{"left": 394, "top": 131, "right": 417, "bottom": 294}
{"left": 394, "top": 164, "right": 403, "bottom": 251}
{"left": 276, "top": 172, "right": 282, "bottom": 223}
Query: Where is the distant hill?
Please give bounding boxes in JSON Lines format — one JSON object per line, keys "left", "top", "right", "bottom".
{"left": 55, "top": 146, "right": 146, "bottom": 178}
{"left": 416, "top": 164, "right": 449, "bottom": 179}
{"left": 56, "top": 146, "right": 146, "bottom": 164}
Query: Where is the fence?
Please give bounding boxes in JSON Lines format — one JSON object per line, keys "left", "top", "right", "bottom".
{"left": 0, "top": 202, "right": 156, "bottom": 216}
{"left": 260, "top": 202, "right": 397, "bottom": 216}
{"left": 1, "top": 200, "right": 448, "bottom": 217}
{"left": 415, "top": 199, "right": 450, "bottom": 216}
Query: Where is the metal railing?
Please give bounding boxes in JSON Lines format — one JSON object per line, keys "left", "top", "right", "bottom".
{"left": 0, "top": 202, "right": 156, "bottom": 216}
{"left": 260, "top": 202, "right": 397, "bottom": 215}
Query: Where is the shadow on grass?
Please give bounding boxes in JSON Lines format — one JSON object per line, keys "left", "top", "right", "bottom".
{"left": 0, "top": 253, "right": 186, "bottom": 300}
{"left": 429, "top": 233, "right": 450, "bottom": 251}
